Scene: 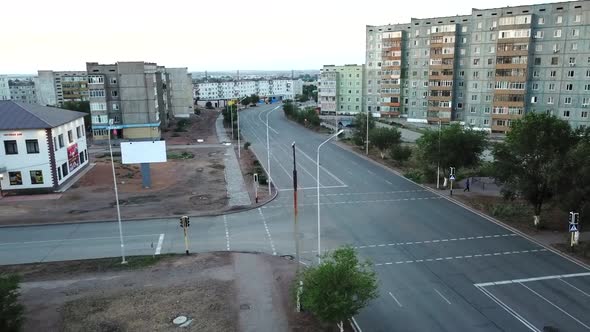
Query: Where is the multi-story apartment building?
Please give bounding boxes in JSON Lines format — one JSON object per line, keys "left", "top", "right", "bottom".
{"left": 318, "top": 64, "right": 365, "bottom": 115}
{"left": 35, "top": 71, "right": 89, "bottom": 107}
{"left": 0, "top": 76, "right": 11, "bottom": 101}
{"left": 166, "top": 68, "right": 194, "bottom": 118}
{"left": 86, "top": 62, "right": 168, "bottom": 141}
{"left": 366, "top": 0, "right": 590, "bottom": 132}
{"left": 9, "top": 79, "right": 37, "bottom": 104}
{"left": 195, "top": 79, "right": 303, "bottom": 101}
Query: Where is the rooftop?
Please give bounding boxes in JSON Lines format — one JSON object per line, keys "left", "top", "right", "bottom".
{"left": 0, "top": 101, "right": 86, "bottom": 130}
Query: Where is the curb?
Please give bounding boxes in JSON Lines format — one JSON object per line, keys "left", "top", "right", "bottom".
{"left": 332, "top": 140, "right": 590, "bottom": 272}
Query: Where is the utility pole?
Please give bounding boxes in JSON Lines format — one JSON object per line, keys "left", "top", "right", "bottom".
{"left": 292, "top": 142, "right": 300, "bottom": 275}
{"left": 108, "top": 120, "right": 127, "bottom": 264}
{"left": 437, "top": 120, "right": 441, "bottom": 189}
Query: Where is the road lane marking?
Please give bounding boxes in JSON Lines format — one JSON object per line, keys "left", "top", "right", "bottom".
{"left": 277, "top": 185, "right": 347, "bottom": 192}
{"left": 434, "top": 288, "right": 452, "bottom": 304}
{"left": 476, "top": 286, "right": 540, "bottom": 332}
{"left": 385, "top": 180, "right": 393, "bottom": 185}
{"left": 223, "top": 215, "right": 230, "bottom": 251}
{"left": 350, "top": 317, "right": 363, "bottom": 332}
{"left": 374, "top": 249, "right": 547, "bottom": 266}
{"left": 258, "top": 208, "right": 276, "bottom": 255}
{"left": 474, "top": 271, "right": 590, "bottom": 287}
{"left": 388, "top": 291, "right": 403, "bottom": 307}
{"left": 309, "top": 189, "right": 427, "bottom": 197}
{"left": 520, "top": 282, "right": 590, "bottom": 330}
{"left": 559, "top": 278, "right": 590, "bottom": 297}
{"left": 154, "top": 234, "right": 164, "bottom": 255}
{"left": 295, "top": 146, "right": 347, "bottom": 186}
{"left": 367, "top": 170, "right": 375, "bottom": 175}
{"left": 265, "top": 196, "right": 442, "bottom": 208}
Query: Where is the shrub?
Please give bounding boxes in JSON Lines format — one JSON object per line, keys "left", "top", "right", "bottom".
{"left": 0, "top": 274, "right": 24, "bottom": 332}
{"left": 404, "top": 169, "right": 423, "bottom": 183}
{"left": 244, "top": 142, "right": 251, "bottom": 150}
{"left": 390, "top": 145, "right": 412, "bottom": 164}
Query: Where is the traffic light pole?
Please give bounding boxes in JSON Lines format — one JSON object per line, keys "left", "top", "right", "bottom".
{"left": 292, "top": 142, "right": 300, "bottom": 276}
{"left": 180, "top": 216, "right": 190, "bottom": 255}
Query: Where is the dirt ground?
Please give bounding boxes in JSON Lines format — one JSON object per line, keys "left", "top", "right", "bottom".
{"left": 0, "top": 147, "right": 228, "bottom": 224}
{"left": 6, "top": 252, "right": 337, "bottom": 332}
{"left": 161, "top": 109, "right": 220, "bottom": 145}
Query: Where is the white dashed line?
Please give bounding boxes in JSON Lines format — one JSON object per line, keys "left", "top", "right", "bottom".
{"left": 434, "top": 288, "right": 452, "bottom": 304}
{"left": 258, "top": 208, "right": 276, "bottom": 255}
{"left": 375, "top": 249, "right": 546, "bottom": 266}
{"left": 155, "top": 234, "right": 164, "bottom": 255}
{"left": 223, "top": 215, "right": 230, "bottom": 251}
{"left": 389, "top": 292, "right": 403, "bottom": 307}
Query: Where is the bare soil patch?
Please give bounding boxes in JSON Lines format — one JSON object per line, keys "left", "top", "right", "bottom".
{"left": 161, "top": 110, "right": 220, "bottom": 145}
{"left": 8, "top": 252, "right": 337, "bottom": 332}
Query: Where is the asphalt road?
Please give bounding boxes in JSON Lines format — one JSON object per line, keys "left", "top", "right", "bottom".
{"left": 1, "top": 103, "right": 590, "bottom": 331}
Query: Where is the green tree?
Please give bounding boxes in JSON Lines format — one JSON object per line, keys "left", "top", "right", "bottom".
{"left": 61, "top": 101, "right": 90, "bottom": 129}
{"left": 390, "top": 145, "right": 413, "bottom": 165}
{"left": 205, "top": 101, "right": 213, "bottom": 109}
{"left": 249, "top": 94, "right": 259, "bottom": 105}
{"left": 492, "top": 113, "right": 575, "bottom": 228}
{"left": 416, "top": 124, "right": 487, "bottom": 180}
{"left": 297, "top": 247, "right": 378, "bottom": 332}
{"left": 240, "top": 96, "right": 250, "bottom": 106}
{"left": 352, "top": 112, "right": 375, "bottom": 148}
{"left": 0, "top": 274, "right": 24, "bottom": 332}
{"left": 370, "top": 127, "right": 401, "bottom": 159}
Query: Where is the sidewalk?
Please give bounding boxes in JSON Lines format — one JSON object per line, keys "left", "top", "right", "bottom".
{"left": 216, "top": 114, "right": 252, "bottom": 207}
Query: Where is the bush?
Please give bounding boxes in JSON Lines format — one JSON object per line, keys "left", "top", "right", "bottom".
{"left": 404, "top": 169, "right": 423, "bottom": 183}
{"left": 0, "top": 274, "right": 24, "bottom": 332}
{"left": 244, "top": 142, "right": 251, "bottom": 150}
{"left": 390, "top": 145, "right": 412, "bottom": 164}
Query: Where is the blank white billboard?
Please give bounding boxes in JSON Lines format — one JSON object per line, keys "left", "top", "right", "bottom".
{"left": 120, "top": 141, "right": 167, "bottom": 164}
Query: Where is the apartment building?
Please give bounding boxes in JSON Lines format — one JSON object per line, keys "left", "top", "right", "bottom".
{"left": 86, "top": 62, "right": 168, "bottom": 141}
{"left": 195, "top": 79, "right": 303, "bottom": 101}
{"left": 366, "top": 0, "right": 590, "bottom": 132}
{"left": 0, "top": 76, "right": 9, "bottom": 101}
{"left": 35, "top": 71, "right": 89, "bottom": 106}
{"left": 9, "top": 79, "right": 37, "bottom": 104}
{"left": 318, "top": 64, "right": 365, "bottom": 115}
{"left": 166, "top": 68, "right": 194, "bottom": 118}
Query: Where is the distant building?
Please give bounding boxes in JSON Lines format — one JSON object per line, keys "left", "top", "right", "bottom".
{"left": 0, "top": 76, "right": 10, "bottom": 101}
{"left": 195, "top": 79, "right": 304, "bottom": 102}
{"left": 35, "top": 71, "right": 89, "bottom": 107}
{"left": 8, "top": 79, "right": 37, "bottom": 104}
{"left": 166, "top": 68, "right": 194, "bottom": 118}
{"left": 0, "top": 101, "right": 88, "bottom": 194}
{"left": 86, "top": 62, "right": 169, "bottom": 141}
{"left": 318, "top": 64, "right": 365, "bottom": 115}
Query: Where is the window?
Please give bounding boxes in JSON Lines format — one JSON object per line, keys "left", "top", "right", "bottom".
{"left": 76, "top": 127, "right": 81, "bottom": 139}
{"left": 67, "top": 130, "right": 73, "bottom": 143}
{"left": 582, "top": 111, "right": 588, "bottom": 118}
{"left": 471, "top": 95, "right": 478, "bottom": 101}
{"left": 563, "top": 110, "right": 570, "bottom": 117}
{"left": 549, "top": 83, "right": 556, "bottom": 90}
{"left": 536, "top": 44, "right": 543, "bottom": 52}
{"left": 566, "top": 84, "right": 573, "bottom": 91}
{"left": 110, "top": 77, "right": 117, "bottom": 84}
{"left": 551, "top": 57, "right": 558, "bottom": 65}
{"left": 550, "top": 71, "right": 557, "bottom": 77}
{"left": 62, "top": 163, "right": 69, "bottom": 177}
{"left": 547, "top": 96, "right": 554, "bottom": 104}
{"left": 58, "top": 134, "right": 64, "bottom": 148}
{"left": 58, "top": 167, "right": 61, "bottom": 180}
{"left": 535, "top": 31, "right": 544, "bottom": 38}
{"left": 25, "top": 139, "right": 39, "bottom": 154}
{"left": 565, "top": 97, "right": 572, "bottom": 104}
{"left": 8, "top": 171, "right": 22, "bottom": 185}
{"left": 533, "top": 71, "right": 540, "bottom": 77}
{"left": 112, "top": 103, "right": 120, "bottom": 111}
{"left": 53, "top": 137, "right": 58, "bottom": 151}
{"left": 30, "top": 170, "right": 44, "bottom": 185}
{"left": 473, "top": 58, "right": 480, "bottom": 65}
{"left": 554, "top": 29, "right": 561, "bottom": 38}
{"left": 533, "top": 83, "right": 539, "bottom": 90}
{"left": 534, "top": 58, "right": 541, "bottom": 65}
{"left": 531, "top": 96, "right": 538, "bottom": 103}
{"left": 4, "top": 140, "right": 18, "bottom": 154}
{"left": 573, "top": 29, "right": 579, "bottom": 37}
{"left": 538, "top": 17, "right": 545, "bottom": 24}
{"left": 587, "top": 70, "right": 590, "bottom": 77}
{"left": 89, "top": 89, "right": 105, "bottom": 97}
{"left": 556, "top": 16, "right": 562, "bottom": 24}
{"left": 574, "top": 14, "right": 581, "bottom": 23}
{"left": 567, "top": 70, "right": 575, "bottom": 77}
{"left": 487, "top": 58, "right": 493, "bottom": 65}
{"left": 585, "top": 84, "right": 590, "bottom": 91}
{"left": 484, "top": 119, "right": 490, "bottom": 125}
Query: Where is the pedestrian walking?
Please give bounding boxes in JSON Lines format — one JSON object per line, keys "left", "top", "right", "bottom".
{"left": 464, "top": 178, "right": 470, "bottom": 192}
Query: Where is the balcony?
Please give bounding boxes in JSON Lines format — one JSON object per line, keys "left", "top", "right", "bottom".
{"left": 495, "top": 63, "right": 528, "bottom": 70}
{"left": 381, "top": 102, "right": 401, "bottom": 107}
{"left": 494, "top": 75, "right": 527, "bottom": 82}
{"left": 496, "top": 49, "right": 529, "bottom": 56}
{"left": 492, "top": 100, "right": 525, "bottom": 108}
{"left": 491, "top": 124, "right": 510, "bottom": 133}
{"left": 491, "top": 113, "right": 523, "bottom": 120}
{"left": 428, "top": 85, "right": 452, "bottom": 91}
{"left": 428, "top": 95, "right": 452, "bottom": 101}
{"left": 381, "top": 110, "right": 400, "bottom": 117}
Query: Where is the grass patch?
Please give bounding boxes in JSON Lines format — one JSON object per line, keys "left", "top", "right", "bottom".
{"left": 167, "top": 151, "right": 194, "bottom": 159}
{"left": 2, "top": 254, "right": 178, "bottom": 281}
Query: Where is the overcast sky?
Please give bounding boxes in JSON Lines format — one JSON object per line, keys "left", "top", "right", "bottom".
{"left": 1, "top": 0, "right": 547, "bottom": 74}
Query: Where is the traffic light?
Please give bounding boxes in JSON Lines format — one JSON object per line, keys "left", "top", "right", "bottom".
{"left": 569, "top": 211, "right": 573, "bottom": 223}
{"left": 573, "top": 213, "right": 580, "bottom": 224}
{"left": 179, "top": 216, "right": 190, "bottom": 228}
{"left": 186, "top": 216, "right": 190, "bottom": 227}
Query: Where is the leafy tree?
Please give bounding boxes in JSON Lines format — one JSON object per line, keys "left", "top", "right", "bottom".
{"left": 416, "top": 124, "right": 487, "bottom": 179}
{"left": 205, "top": 101, "right": 213, "bottom": 109}
{"left": 249, "top": 94, "right": 259, "bottom": 105}
{"left": 390, "top": 145, "right": 412, "bottom": 164}
{"left": 0, "top": 274, "right": 24, "bottom": 332}
{"left": 492, "top": 113, "right": 575, "bottom": 228}
{"left": 61, "top": 101, "right": 90, "bottom": 129}
{"left": 297, "top": 247, "right": 378, "bottom": 332}
{"left": 240, "top": 96, "right": 250, "bottom": 106}
{"left": 352, "top": 112, "right": 375, "bottom": 148}
{"left": 370, "top": 127, "right": 401, "bottom": 159}
{"left": 296, "top": 94, "right": 309, "bottom": 103}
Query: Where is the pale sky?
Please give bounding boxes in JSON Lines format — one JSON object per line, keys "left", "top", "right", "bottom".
{"left": 1, "top": 0, "right": 547, "bottom": 74}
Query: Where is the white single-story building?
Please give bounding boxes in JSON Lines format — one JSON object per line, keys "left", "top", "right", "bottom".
{"left": 0, "top": 101, "right": 89, "bottom": 194}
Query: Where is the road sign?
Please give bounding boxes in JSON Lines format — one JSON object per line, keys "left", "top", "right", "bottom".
{"left": 570, "top": 224, "right": 578, "bottom": 232}
{"left": 449, "top": 175, "right": 456, "bottom": 181}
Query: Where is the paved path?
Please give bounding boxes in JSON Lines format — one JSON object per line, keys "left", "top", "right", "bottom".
{"left": 216, "top": 114, "right": 251, "bottom": 207}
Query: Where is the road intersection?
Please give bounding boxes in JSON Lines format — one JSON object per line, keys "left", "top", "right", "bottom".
{"left": 1, "top": 103, "right": 590, "bottom": 331}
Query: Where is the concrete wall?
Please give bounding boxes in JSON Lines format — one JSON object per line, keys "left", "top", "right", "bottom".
{"left": 167, "top": 68, "right": 194, "bottom": 118}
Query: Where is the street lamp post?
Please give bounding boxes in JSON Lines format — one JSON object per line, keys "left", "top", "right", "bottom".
{"left": 436, "top": 120, "right": 441, "bottom": 189}
{"left": 316, "top": 129, "right": 344, "bottom": 264}
{"left": 265, "top": 105, "right": 279, "bottom": 195}
{"left": 365, "top": 109, "right": 369, "bottom": 155}
{"left": 292, "top": 142, "right": 300, "bottom": 274}
{"left": 107, "top": 120, "right": 127, "bottom": 264}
